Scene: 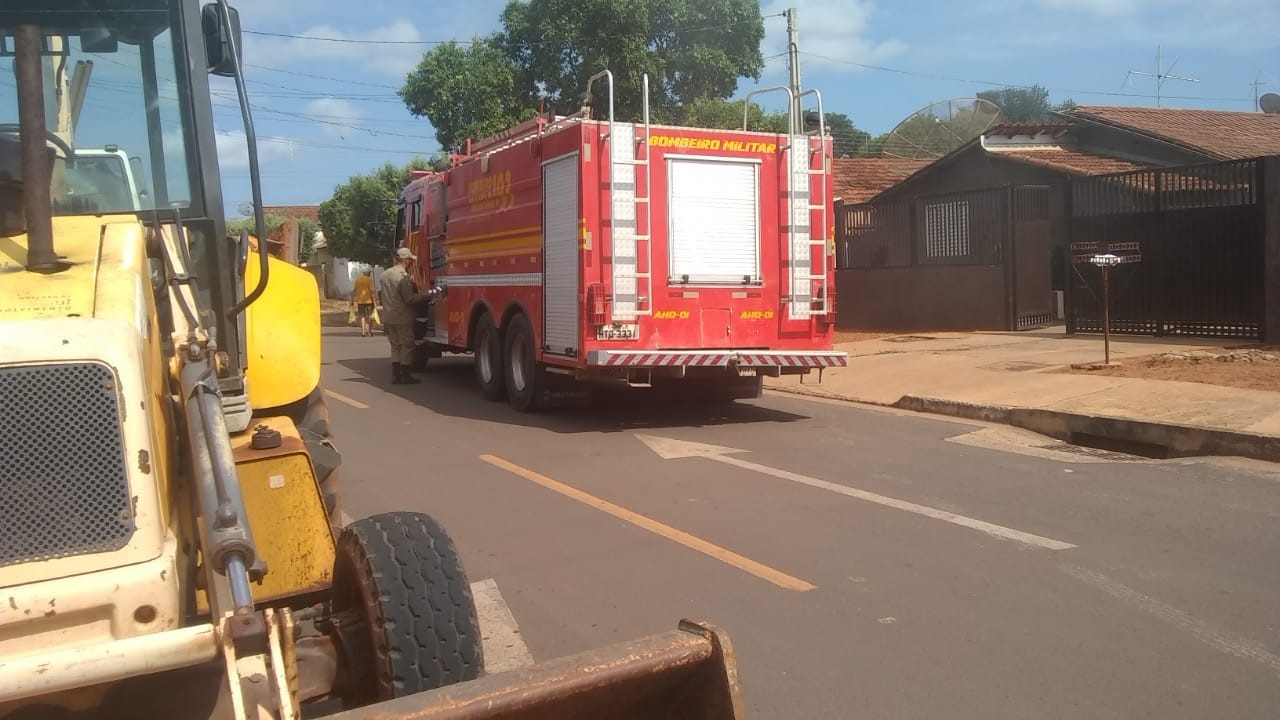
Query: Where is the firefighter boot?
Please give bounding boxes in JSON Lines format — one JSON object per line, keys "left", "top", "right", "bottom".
{"left": 391, "top": 362, "right": 404, "bottom": 385}
{"left": 400, "top": 366, "right": 421, "bottom": 384}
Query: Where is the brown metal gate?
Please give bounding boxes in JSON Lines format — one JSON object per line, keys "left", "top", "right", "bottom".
{"left": 1011, "top": 186, "right": 1056, "bottom": 330}
{"left": 1067, "top": 159, "right": 1264, "bottom": 339}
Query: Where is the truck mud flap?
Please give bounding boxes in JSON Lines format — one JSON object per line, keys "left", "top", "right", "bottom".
{"left": 327, "top": 620, "right": 744, "bottom": 720}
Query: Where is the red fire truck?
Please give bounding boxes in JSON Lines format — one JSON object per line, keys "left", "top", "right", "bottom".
{"left": 397, "top": 72, "right": 847, "bottom": 411}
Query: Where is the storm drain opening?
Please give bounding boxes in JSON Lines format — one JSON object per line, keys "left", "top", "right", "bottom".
{"left": 1067, "top": 432, "right": 1171, "bottom": 460}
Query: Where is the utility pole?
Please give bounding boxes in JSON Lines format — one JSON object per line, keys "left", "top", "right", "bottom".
{"left": 786, "top": 7, "right": 802, "bottom": 134}
{"left": 1124, "top": 45, "right": 1197, "bottom": 107}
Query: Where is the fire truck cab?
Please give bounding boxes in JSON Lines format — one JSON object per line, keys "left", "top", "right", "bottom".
{"left": 397, "top": 72, "right": 847, "bottom": 411}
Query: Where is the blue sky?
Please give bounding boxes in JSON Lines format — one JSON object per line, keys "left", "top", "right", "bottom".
{"left": 215, "top": 0, "right": 1280, "bottom": 211}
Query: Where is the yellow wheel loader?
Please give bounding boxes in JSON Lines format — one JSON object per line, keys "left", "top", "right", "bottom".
{"left": 0, "top": 2, "right": 744, "bottom": 718}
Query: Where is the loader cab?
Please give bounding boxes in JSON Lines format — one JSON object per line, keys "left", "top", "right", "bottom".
{"left": 2, "top": 0, "right": 255, "bottom": 413}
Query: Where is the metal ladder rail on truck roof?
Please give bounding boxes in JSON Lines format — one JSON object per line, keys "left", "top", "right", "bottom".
{"left": 742, "top": 87, "right": 831, "bottom": 321}
{"left": 587, "top": 70, "right": 654, "bottom": 320}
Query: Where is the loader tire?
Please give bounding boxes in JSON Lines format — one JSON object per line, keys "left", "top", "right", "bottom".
{"left": 503, "top": 313, "right": 542, "bottom": 413}
{"left": 473, "top": 313, "right": 507, "bottom": 401}
{"left": 330, "top": 512, "right": 483, "bottom": 708}
{"left": 280, "top": 386, "right": 342, "bottom": 529}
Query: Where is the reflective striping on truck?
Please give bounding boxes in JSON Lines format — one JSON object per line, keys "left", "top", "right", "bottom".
{"left": 588, "top": 351, "right": 848, "bottom": 368}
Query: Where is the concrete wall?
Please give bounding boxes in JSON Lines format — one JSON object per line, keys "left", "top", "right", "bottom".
{"left": 305, "top": 258, "right": 383, "bottom": 300}
{"left": 837, "top": 265, "right": 1008, "bottom": 331}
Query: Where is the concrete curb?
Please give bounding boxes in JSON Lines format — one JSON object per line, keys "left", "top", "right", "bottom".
{"left": 893, "top": 395, "right": 1280, "bottom": 464}
{"left": 320, "top": 309, "right": 350, "bottom": 327}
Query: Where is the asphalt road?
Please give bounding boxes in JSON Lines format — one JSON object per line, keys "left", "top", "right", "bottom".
{"left": 320, "top": 327, "right": 1280, "bottom": 719}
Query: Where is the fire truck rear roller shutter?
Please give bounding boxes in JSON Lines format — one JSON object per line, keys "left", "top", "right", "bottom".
{"left": 667, "top": 158, "right": 760, "bottom": 285}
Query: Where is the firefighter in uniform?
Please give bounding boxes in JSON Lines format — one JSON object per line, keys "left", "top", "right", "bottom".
{"left": 378, "top": 247, "right": 444, "bottom": 384}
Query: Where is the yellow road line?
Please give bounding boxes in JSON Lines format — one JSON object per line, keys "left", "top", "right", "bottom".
{"left": 323, "top": 389, "right": 368, "bottom": 410}
{"left": 480, "top": 454, "right": 816, "bottom": 592}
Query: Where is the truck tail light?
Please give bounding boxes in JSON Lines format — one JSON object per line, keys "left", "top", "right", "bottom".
{"left": 587, "top": 283, "right": 609, "bottom": 327}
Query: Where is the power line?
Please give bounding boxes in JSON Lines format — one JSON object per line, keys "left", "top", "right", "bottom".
{"left": 242, "top": 63, "right": 402, "bottom": 90}
{"left": 800, "top": 51, "right": 1253, "bottom": 104}
{"left": 215, "top": 128, "right": 440, "bottom": 156}
{"left": 242, "top": 16, "right": 782, "bottom": 47}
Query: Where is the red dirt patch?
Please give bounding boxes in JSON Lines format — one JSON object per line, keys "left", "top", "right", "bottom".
{"left": 1065, "top": 346, "right": 1280, "bottom": 392}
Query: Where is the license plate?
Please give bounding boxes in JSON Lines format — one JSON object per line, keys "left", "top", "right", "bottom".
{"left": 596, "top": 323, "right": 639, "bottom": 341}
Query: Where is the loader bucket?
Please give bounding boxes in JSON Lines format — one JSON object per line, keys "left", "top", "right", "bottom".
{"left": 329, "top": 620, "right": 745, "bottom": 720}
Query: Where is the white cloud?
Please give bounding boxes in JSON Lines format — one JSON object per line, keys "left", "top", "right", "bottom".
{"left": 215, "top": 130, "right": 300, "bottom": 170}
{"left": 761, "top": 0, "right": 906, "bottom": 74}
{"left": 262, "top": 19, "right": 426, "bottom": 79}
{"left": 302, "top": 98, "right": 367, "bottom": 138}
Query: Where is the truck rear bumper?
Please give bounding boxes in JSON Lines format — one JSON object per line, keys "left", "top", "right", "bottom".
{"left": 586, "top": 349, "right": 848, "bottom": 369}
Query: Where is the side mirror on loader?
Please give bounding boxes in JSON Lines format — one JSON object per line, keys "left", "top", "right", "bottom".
{"left": 201, "top": 4, "right": 243, "bottom": 77}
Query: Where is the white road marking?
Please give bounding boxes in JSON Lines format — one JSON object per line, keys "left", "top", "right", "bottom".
{"left": 1063, "top": 564, "right": 1280, "bottom": 679}
{"left": 636, "top": 434, "right": 1077, "bottom": 551}
{"left": 470, "top": 578, "right": 534, "bottom": 674}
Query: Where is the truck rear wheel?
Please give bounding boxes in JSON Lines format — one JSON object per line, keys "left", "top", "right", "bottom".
{"left": 503, "top": 313, "right": 541, "bottom": 413}
{"left": 327, "top": 512, "right": 483, "bottom": 708}
{"left": 473, "top": 313, "right": 507, "bottom": 401}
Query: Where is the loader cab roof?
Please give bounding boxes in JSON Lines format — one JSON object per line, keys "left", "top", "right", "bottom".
{"left": 1, "top": 0, "right": 225, "bottom": 222}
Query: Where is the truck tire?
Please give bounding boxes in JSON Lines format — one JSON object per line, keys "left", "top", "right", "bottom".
{"left": 503, "top": 313, "right": 542, "bottom": 412}
{"left": 280, "top": 386, "right": 342, "bottom": 530}
{"left": 329, "top": 512, "right": 483, "bottom": 708}
{"left": 473, "top": 313, "right": 507, "bottom": 401}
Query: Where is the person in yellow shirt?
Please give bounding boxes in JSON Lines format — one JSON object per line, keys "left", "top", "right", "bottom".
{"left": 351, "top": 269, "right": 376, "bottom": 337}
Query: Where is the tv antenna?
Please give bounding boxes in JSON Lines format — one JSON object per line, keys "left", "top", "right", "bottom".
{"left": 1123, "top": 45, "right": 1197, "bottom": 107}
{"left": 1250, "top": 73, "right": 1269, "bottom": 111}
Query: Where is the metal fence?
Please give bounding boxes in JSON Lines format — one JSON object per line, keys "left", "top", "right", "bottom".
{"left": 1067, "top": 158, "right": 1265, "bottom": 339}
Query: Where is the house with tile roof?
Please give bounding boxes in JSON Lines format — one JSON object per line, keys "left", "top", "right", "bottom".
{"left": 834, "top": 106, "right": 1280, "bottom": 340}
{"left": 831, "top": 158, "right": 931, "bottom": 205}
{"left": 1058, "top": 105, "right": 1280, "bottom": 163}
{"left": 861, "top": 106, "right": 1280, "bottom": 203}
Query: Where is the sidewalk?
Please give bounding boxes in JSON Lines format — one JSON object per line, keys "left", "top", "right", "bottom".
{"left": 767, "top": 328, "right": 1280, "bottom": 462}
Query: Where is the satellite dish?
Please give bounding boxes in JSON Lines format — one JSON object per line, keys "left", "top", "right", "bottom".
{"left": 236, "top": 200, "right": 255, "bottom": 217}
{"left": 1260, "top": 93, "right": 1280, "bottom": 114}
{"left": 882, "top": 98, "right": 1003, "bottom": 160}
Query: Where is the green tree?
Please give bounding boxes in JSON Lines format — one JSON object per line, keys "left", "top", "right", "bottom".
{"left": 822, "top": 112, "right": 871, "bottom": 157}
{"left": 682, "top": 97, "right": 787, "bottom": 132}
{"left": 400, "top": 41, "right": 535, "bottom": 150}
{"left": 976, "top": 85, "right": 1079, "bottom": 122}
{"left": 400, "top": 0, "right": 766, "bottom": 147}
{"left": 860, "top": 132, "right": 889, "bottom": 157}
{"left": 318, "top": 158, "right": 431, "bottom": 265}
{"left": 226, "top": 214, "right": 319, "bottom": 264}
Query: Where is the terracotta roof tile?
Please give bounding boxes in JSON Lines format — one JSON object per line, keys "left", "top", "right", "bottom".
{"left": 990, "top": 147, "right": 1148, "bottom": 175}
{"left": 832, "top": 157, "right": 932, "bottom": 203}
{"left": 985, "top": 121, "right": 1072, "bottom": 137}
{"left": 1064, "top": 106, "right": 1280, "bottom": 160}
